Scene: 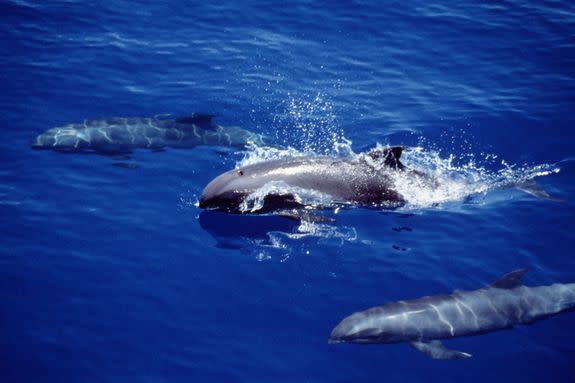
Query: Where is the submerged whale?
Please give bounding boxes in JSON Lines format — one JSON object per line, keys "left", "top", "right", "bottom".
{"left": 329, "top": 269, "right": 575, "bottom": 359}
{"left": 198, "top": 146, "right": 434, "bottom": 215}
{"left": 31, "top": 114, "right": 265, "bottom": 154}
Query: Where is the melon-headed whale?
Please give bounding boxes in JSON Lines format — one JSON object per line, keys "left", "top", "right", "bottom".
{"left": 198, "top": 145, "right": 560, "bottom": 217}
{"left": 198, "top": 147, "right": 435, "bottom": 215}
{"left": 31, "top": 114, "right": 265, "bottom": 154}
{"left": 329, "top": 269, "right": 575, "bottom": 359}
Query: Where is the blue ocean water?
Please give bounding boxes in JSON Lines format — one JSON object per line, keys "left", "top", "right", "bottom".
{"left": 2, "top": 1, "right": 575, "bottom": 382}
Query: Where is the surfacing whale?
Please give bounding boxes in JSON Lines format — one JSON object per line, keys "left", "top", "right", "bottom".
{"left": 199, "top": 147, "right": 435, "bottom": 217}
{"left": 329, "top": 269, "right": 575, "bottom": 359}
{"left": 31, "top": 113, "right": 265, "bottom": 154}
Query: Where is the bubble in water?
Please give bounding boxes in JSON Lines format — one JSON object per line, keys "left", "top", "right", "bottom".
{"left": 238, "top": 92, "right": 353, "bottom": 167}
{"left": 271, "top": 92, "right": 348, "bottom": 155}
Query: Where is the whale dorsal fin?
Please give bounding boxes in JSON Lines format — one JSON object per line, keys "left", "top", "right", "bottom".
{"left": 491, "top": 269, "right": 528, "bottom": 289}
{"left": 384, "top": 146, "right": 403, "bottom": 169}
{"left": 366, "top": 146, "right": 405, "bottom": 170}
{"left": 175, "top": 113, "right": 215, "bottom": 129}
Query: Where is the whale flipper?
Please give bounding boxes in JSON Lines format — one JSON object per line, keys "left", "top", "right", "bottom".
{"left": 410, "top": 340, "right": 472, "bottom": 360}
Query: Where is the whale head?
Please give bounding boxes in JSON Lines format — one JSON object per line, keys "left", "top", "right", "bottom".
{"left": 329, "top": 312, "right": 384, "bottom": 344}
{"left": 198, "top": 167, "right": 252, "bottom": 212}
{"left": 329, "top": 306, "right": 405, "bottom": 344}
{"left": 198, "top": 160, "right": 304, "bottom": 213}
{"left": 31, "top": 129, "right": 58, "bottom": 149}
{"left": 31, "top": 127, "right": 89, "bottom": 151}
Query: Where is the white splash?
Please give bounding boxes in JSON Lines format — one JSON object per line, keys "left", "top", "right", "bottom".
{"left": 238, "top": 143, "right": 309, "bottom": 167}
{"left": 392, "top": 146, "right": 560, "bottom": 208}
{"left": 235, "top": 141, "right": 560, "bottom": 211}
{"left": 238, "top": 180, "right": 335, "bottom": 213}
{"left": 234, "top": 91, "right": 560, "bottom": 212}
{"left": 265, "top": 221, "right": 358, "bottom": 254}
{"left": 287, "top": 220, "right": 358, "bottom": 242}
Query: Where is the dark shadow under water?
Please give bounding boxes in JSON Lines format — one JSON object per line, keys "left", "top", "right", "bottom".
{"left": 198, "top": 210, "right": 300, "bottom": 249}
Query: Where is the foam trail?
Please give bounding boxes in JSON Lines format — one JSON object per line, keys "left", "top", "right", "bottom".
{"left": 392, "top": 146, "right": 560, "bottom": 208}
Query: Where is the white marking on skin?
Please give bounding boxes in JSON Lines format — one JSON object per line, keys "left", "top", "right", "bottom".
{"left": 485, "top": 293, "right": 506, "bottom": 322}
{"left": 99, "top": 128, "right": 113, "bottom": 143}
{"left": 545, "top": 288, "right": 560, "bottom": 314}
{"left": 453, "top": 295, "right": 479, "bottom": 328}
{"left": 515, "top": 296, "right": 524, "bottom": 321}
{"left": 399, "top": 301, "right": 408, "bottom": 335}
{"left": 127, "top": 125, "right": 136, "bottom": 144}
{"left": 430, "top": 304, "right": 454, "bottom": 336}
{"left": 52, "top": 131, "right": 60, "bottom": 146}
{"left": 192, "top": 125, "right": 201, "bottom": 138}
{"left": 454, "top": 301, "right": 464, "bottom": 317}
{"left": 523, "top": 289, "right": 544, "bottom": 317}
{"left": 385, "top": 309, "right": 425, "bottom": 320}
{"left": 76, "top": 129, "right": 89, "bottom": 143}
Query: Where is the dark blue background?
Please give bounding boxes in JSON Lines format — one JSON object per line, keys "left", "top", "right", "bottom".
{"left": 1, "top": 1, "right": 574, "bottom": 382}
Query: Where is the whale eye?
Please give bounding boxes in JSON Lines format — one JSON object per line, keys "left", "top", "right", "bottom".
{"left": 237, "top": 170, "right": 244, "bottom": 176}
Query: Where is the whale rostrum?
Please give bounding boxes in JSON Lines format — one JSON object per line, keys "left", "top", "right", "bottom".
{"left": 329, "top": 269, "right": 575, "bottom": 359}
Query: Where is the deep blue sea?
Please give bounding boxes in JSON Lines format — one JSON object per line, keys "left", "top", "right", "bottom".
{"left": 2, "top": 1, "right": 575, "bottom": 382}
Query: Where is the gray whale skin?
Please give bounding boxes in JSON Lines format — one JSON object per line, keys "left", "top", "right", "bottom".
{"left": 329, "top": 269, "right": 575, "bottom": 359}
{"left": 31, "top": 113, "right": 264, "bottom": 154}
{"left": 199, "top": 146, "right": 424, "bottom": 214}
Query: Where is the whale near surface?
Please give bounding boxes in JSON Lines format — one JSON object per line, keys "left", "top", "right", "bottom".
{"left": 329, "top": 269, "right": 575, "bottom": 359}
{"left": 31, "top": 114, "right": 265, "bottom": 153}
{"left": 198, "top": 146, "right": 431, "bottom": 214}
